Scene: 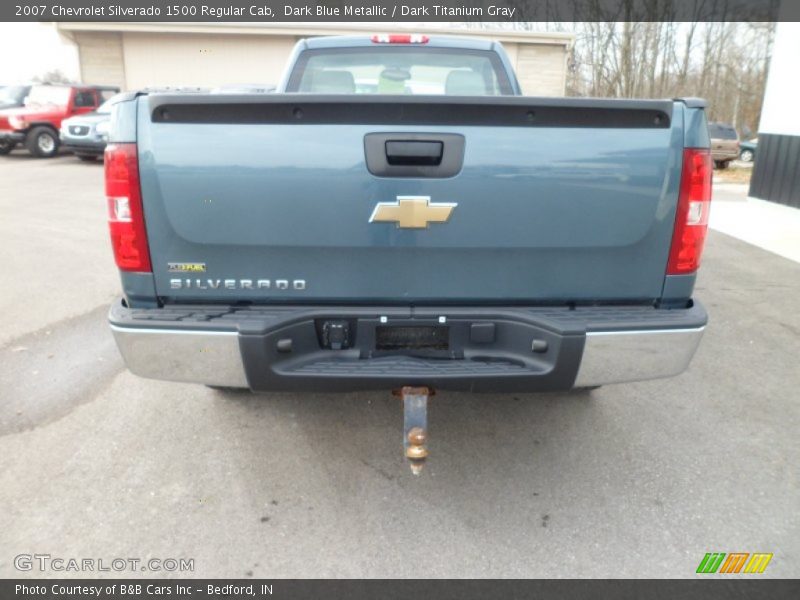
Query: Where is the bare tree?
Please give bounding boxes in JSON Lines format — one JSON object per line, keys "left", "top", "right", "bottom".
{"left": 32, "top": 69, "right": 72, "bottom": 84}
{"left": 561, "top": 21, "right": 775, "bottom": 134}
{"left": 465, "top": 12, "right": 775, "bottom": 135}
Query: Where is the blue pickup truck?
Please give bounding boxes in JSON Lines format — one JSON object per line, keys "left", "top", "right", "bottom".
{"left": 106, "top": 34, "right": 710, "bottom": 399}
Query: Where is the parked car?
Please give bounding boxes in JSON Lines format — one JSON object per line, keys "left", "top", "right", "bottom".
{"left": 60, "top": 93, "right": 126, "bottom": 161}
{"left": 708, "top": 122, "right": 739, "bottom": 169}
{"left": 739, "top": 138, "right": 757, "bottom": 163}
{"left": 0, "top": 84, "right": 119, "bottom": 157}
{"left": 0, "top": 84, "right": 31, "bottom": 110}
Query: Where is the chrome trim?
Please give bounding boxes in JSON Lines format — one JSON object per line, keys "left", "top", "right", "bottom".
{"left": 110, "top": 325, "right": 248, "bottom": 388}
{"left": 574, "top": 327, "right": 705, "bottom": 387}
{"left": 64, "top": 125, "right": 91, "bottom": 138}
{"left": 110, "top": 323, "right": 704, "bottom": 390}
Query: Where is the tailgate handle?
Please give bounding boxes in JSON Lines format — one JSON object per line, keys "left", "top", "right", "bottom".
{"left": 385, "top": 141, "right": 444, "bottom": 166}
{"left": 365, "top": 133, "right": 465, "bottom": 178}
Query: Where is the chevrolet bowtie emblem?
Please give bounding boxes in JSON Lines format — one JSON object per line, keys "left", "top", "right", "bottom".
{"left": 369, "top": 196, "right": 457, "bottom": 229}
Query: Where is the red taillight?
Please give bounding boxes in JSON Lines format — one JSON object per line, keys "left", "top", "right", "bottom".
{"left": 667, "top": 148, "right": 712, "bottom": 274}
{"left": 371, "top": 34, "right": 429, "bottom": 44}
{"left": 105, "top": 143, "right": 151, "bottom": 272}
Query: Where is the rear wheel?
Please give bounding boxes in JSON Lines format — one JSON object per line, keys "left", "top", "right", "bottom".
{"left": 75, "top": 153, "right": 97, "bottom": 162}
{"left": 740, "top": 149, "right": 754, "bottom": 163}
{"left": 25, "top": 126, "right": 59, "bottom": 158}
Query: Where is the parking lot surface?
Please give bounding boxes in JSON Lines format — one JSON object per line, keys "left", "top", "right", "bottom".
{"left": 0, "top": 155, "right": 798, "bottom": 578}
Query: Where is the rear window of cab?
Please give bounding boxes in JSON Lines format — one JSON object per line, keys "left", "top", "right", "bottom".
{"left": 286, "top": 47, "right": 515, "bottom": 96}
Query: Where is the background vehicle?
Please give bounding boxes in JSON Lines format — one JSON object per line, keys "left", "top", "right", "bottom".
{"left": 107, "top": 35, "right": 709, "bottom": 398}
{"left": 0, "top": 84, "right": 119, "bottom": 157}
{"left": 739, "top": 138, "right": 758, "bottom": 162}
{"left": 0, "top": 84, "right": 31, "bottom": 110}
{"left": 60, "top": 93, "right": 126, "bottom": 161}
{"left": 708, "top": 122, "right": 739, "bottom": 169}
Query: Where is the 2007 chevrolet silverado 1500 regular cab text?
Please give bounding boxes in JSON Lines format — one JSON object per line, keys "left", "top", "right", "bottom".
{"left": 106, "top": 35, "right": 710, "bottom": 405}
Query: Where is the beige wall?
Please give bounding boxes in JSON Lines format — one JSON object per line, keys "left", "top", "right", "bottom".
{"left": 72, "top": 31, "right": 569, "bottom": 96}
{"left": 121, "top": 33, "right": 297, "bottom": 89}
{"left": 74, "top": 32, "right": 126, "bottom": 89}
{"left": 513, "top": 44, "right": 568, "bottom": 97}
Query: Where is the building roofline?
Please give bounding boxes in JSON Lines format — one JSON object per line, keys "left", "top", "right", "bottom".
{"left": 54, "top": 22, "right": 574, "bottom": 47}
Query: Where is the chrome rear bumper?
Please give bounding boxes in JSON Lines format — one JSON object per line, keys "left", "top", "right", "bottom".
{"left": 110, "top": 325, "right": 247, "bottom": 388}
{"left": 574, "top": 327, "right": 704, "bottom": 387}
{"left": 109, "top": 300, "right": 706, "bottom": 392}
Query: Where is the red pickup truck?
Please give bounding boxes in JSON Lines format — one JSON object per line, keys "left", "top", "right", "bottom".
{"left": 0, "top": 84, "right": 119, "bottom": 158}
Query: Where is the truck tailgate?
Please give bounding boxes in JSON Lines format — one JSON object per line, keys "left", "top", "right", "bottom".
{"left": 137, "top": 95, "right": 683, "bottom": 303}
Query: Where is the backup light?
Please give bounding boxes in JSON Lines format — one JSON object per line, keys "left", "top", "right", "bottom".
{"left": 109, "top": 196, "right": 131, "bottom": 222}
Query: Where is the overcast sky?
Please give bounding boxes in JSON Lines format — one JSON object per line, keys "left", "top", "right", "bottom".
{"left": 0, "top": 23, "right": 80, "bottom": 83}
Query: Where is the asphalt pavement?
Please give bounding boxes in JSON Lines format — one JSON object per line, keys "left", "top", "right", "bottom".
{"left": 0, "top": 154, "right": 798, "bottom": 578}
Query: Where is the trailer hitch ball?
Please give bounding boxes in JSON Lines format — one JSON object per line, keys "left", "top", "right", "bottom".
{"left": 406, "top": 427, "right": 428, "bottom": 474}
{"left": 395, "top": 386, "right": 432, "bottom": 475}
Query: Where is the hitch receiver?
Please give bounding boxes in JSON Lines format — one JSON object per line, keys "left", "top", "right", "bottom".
{"left": 395, "top": 386, "right": 432, "bottom": 475}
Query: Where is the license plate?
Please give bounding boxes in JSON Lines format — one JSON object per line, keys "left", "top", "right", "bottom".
{"left": 375, "top": 326, "right": 449, "bottom": 351}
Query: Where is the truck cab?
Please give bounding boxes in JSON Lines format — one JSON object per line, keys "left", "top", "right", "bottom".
{"left": 0, "top": 84, "right": 120, "bottom": 157}
{"left": 276, "top": 34, "right": 522, "bottom": 95}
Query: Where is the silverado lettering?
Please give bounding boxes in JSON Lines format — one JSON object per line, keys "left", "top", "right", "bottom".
{"left": 169, "top": 279, "right": 306, "bottom": 290}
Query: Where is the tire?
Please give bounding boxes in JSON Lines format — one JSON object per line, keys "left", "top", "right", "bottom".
{"left": 25, "top": 126, "right": 60, "bottom": 158}
{"left": 0, "top": 140, "right": 15, "bottom": 155}
{"left": 714, "top": 160, "right": 730, "bottom": 170}
{"left": 740, "top": 149, "right": 754, "bottom": 163}
{"left": 75, "top": 153, "right": 97, "bottom": 162}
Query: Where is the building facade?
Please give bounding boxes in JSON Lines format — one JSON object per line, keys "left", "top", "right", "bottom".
{"left": 54, "top": 23, "right": 573, "bottom": 96}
